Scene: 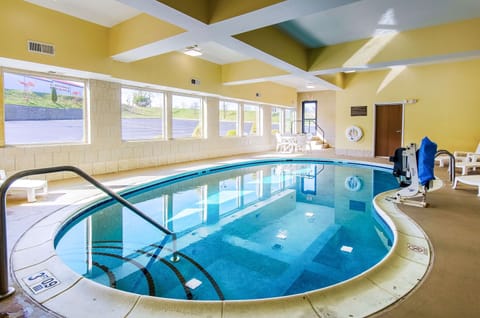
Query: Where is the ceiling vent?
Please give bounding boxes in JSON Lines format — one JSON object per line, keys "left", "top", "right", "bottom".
{"left": 27, "top": 40, "right": 55, "bottom": 56}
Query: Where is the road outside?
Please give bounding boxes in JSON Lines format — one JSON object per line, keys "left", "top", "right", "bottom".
{"left": 4, "top": 119, "right": 257, "bottom": 144}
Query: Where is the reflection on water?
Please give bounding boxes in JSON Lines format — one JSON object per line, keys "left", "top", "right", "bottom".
{"left": 55, "top": 162, "right": 398, "bottom": 300}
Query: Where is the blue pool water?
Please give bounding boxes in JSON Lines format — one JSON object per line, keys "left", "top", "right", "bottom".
{"left": 55, "top": 159, "right": 399, "bottom": 300}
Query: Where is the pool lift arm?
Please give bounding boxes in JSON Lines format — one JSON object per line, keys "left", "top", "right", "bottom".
{"left": 392, "top": 143, "right": 429, "bottom": 208}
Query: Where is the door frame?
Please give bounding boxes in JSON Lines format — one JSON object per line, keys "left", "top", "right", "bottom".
{"left": 301, "top": 100, "right": 317, "bottom": 134}
{"left": 373, "top": 102, "right": 406, "bottom": 157}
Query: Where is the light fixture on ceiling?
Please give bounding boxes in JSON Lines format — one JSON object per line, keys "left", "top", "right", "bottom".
{"left": 306, "top": 83, "right": 315, "bottom": 89}
{"left": 184, "top": 45, "right": 202, "bottom": 57}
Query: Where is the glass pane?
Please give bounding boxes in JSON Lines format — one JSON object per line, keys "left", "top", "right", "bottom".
{"left": 303, "top": 101, "right": 317, "bottom": 134}
{"left": 121, "top": 88, "right": 164, "bottom": 140}
{"left": 172, "top": 95, "right": 202, "bottom": 138}
{"left": 219, "top": 101, "right": 238, "bottom": 137}
{"left": 243, "top": 104, "right": 259, "bottom": 136}
{"left": 271, "top": 107, "right": 281, "bottom": 135}
{"left": 4, "top": 72, "right": 84, "bottom": 144}
{"left": 285, "top": 109, "right": 296, "bottom": 134}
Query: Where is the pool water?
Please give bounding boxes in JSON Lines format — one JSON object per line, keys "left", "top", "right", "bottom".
{"left": 55, "top": 160, "right": 398, "bottom": 300}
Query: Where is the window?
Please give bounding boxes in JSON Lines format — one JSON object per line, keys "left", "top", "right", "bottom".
{"left": 243, "top": 104, "right": 260, "bottom": 136}
{"left": 121, "top": 87, "right": 164, "bottom": 140}
{"left": 219, "top": 100, "right": 238, "bottom": 137}
{"left": 284, "top": 108, "right": 296, "bottom": 134}
{"left": 271, "top": 107, "right": 282, "bottom": 135}
{"left": 3, "top": 71, "right": 85, "bottom": 144}
{"left": 172, "top": 94, "right": 202, "bottom": 138}
{"left": 302, "top": 101, "right": 317, "bottom": 134}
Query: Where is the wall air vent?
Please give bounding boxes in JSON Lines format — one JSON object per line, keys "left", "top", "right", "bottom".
{"left": 27, "top": 40, "right": 55, "bottom": 56}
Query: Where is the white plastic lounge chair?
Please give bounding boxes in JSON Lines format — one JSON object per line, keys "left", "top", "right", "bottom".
{"left": 0, "top": 170, "right": 48, "bottom": 202}
{"left": 453, "top": 175, "right": 480, "bottom": 196}
{"left": 436, "top": 141, "right": 480, "bottom": 167}
{"left": 455, "top": 153, "right": 480, "bottom": 175}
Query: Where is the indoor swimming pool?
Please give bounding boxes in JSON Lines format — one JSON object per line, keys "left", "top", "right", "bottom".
{"left": 54, "top": 159, "right": 399, "bottom": 301}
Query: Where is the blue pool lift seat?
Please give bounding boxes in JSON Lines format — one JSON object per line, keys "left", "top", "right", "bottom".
{"left": 389, "top": 137, "right": 438, "bottom": 207}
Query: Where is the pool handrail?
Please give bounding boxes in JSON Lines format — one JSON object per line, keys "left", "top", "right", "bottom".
{"left": 0, "top": 165, "right": 175, "bottom": 299}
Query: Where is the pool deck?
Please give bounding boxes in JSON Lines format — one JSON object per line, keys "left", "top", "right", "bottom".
{"left": 1, "top": 149, "right": 480, "bottom": 317}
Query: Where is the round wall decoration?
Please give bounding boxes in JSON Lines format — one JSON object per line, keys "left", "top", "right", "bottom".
{"left": 345, "top": 125, "right": 363, "bottom": 142}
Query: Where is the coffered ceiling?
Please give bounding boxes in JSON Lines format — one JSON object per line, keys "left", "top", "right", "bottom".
{"left": 24, "top": 0, "right": 480, "bottom": 91}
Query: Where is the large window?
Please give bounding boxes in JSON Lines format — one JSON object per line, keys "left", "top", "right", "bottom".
{"left": 302, "top": 100, "right": 317, "bottom": 134}
{"left": 243, "top": 104, "right": 260, "bottom": 136}
{"left": 285, "top": 108, "right": 296, "bottom": 134}
{"left": 172, "top": 94, "right": 202, "bottom": 138}
{"left": 219, "top": 101, "right": 238, "bottom": 137}
{"left": 3, "top": 71, "right": 85, "bottom": 144}
{"left": 121, "top": 87, "right": 164, "bottom": 140}
{"left": 271, "top": 107, "right": 282, "bottom": 135}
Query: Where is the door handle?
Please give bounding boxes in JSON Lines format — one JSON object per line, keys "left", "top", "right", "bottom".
{"left": 395, "top": 130, "right": 401, "bottom": 133}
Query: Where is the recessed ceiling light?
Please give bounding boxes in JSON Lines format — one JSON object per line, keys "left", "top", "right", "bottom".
{"left": 184, "top": 45, "right": 202, "bottom": 57}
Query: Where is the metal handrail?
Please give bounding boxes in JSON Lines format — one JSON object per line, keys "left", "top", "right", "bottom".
{"left": 0, "top": 165, "right": 175, "bottom": 299}
{"left": 435, "top": 150, "right": 456, "bottom": 182}
{"left": 292, "top": 119, "right": 325, "bottom": 145}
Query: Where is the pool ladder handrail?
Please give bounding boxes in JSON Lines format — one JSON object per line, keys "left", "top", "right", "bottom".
{"left": 435, "top": 150, "right": 455, "bottom": 183}
{"left": 0, "top": 165, "right": 176, "bottom": 300}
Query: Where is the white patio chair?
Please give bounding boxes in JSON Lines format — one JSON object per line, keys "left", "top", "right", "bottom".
{"left": 436, "top": 141, "right": 480, "bottom": 167}
{"left": 275, "top": 133, "right": 291, "bottom": 152}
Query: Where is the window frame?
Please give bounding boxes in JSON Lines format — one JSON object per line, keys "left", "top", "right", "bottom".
{"left": 219, "top": 100, "right": 239, "bottom": 137}
{"left": 2, "top": 69, "right": 87, "bottom": 146}
{"left": 171, "top": 93, "right": 204, "bottom": 139}
{"left": 242, "top": 103, "right": 261, "bottom": 136}
{"left": 121, "top": 86, "right": 166, "bottom": 141}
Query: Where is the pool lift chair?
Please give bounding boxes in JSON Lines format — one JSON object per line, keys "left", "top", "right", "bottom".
{"left": 389, "top": 137, "right": 437, "bottom": 208}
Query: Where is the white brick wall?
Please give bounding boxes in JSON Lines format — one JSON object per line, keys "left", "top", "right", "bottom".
{"left": 0, "top": 79, "right": 275, "bottom": 180}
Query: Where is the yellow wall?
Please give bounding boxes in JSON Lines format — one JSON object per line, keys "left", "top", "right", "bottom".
{"left": 335, "top": 59, "right": 480, "bottom": 154}
{"left": 0, "top": 0, "right": 297, "bottom": 107}
{"left": 235, "top": 26, "right": 308, "bottom": 70}
{"left": 0, "top": 70, "right": 3, "bottom": 146}
{"left": 309, "top": 18, "right": 480, "bottom": 73}
{"left": 222, "top": 60, "right": 288, "bottom": 84}
{"left": 222, "top": 81, "right": 297, "bottom": 107}
{"left": 0, "top": 0, "right": 112, "bottom": 74}
{"left": 109, "top": 14, "right": 185, "bottom": 56}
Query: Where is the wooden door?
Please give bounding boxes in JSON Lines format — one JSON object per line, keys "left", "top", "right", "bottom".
{"left": 375, "top": 104, "right": 402, "bottom": 157}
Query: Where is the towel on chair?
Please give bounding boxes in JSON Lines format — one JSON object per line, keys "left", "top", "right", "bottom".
{"left": 418, "top": 136, "right": 437, "bottom": 186}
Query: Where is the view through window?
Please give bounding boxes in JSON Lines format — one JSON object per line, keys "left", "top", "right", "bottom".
{"left": 172, "top": 94, "right": 202, "bottom": 138}
{"left": 243, "top": 104, "right": 259, "bottom": 136}
{"left": 219, "top": 101, "right": 238, "bottom": 137}
{"left": 121, "top": 87, "right": 164, "bottom": 140}
{"left": 3, "top": 71, "right": 85, "bottom": 144}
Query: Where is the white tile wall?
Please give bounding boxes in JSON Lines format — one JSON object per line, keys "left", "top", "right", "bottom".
{"left": 0, "top": 80, "right": 275, "bottom": 180}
